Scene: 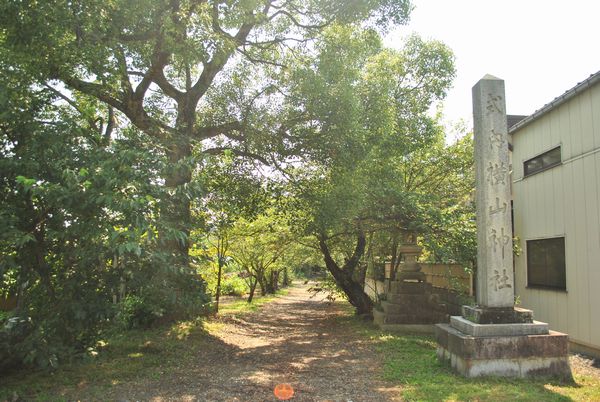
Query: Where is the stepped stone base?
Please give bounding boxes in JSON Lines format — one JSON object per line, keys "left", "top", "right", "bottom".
{"left": 374, "top": 280, "right": 447, "bottom": 329}
{"left": 373, "top": 310, "right": 434, "bottom": 333}
{"left": 435, "top": 320, "right": 572, "bottom": 379}
{"left": 450, "top": 316, "right": 549, "bottom": 337}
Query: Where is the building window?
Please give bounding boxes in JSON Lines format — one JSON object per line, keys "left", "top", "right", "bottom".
{"left": 526, "top": 237, "right": 566, "bottom": 290}
{"left": 524, "top": 146, "right": 561, "bottom": 177}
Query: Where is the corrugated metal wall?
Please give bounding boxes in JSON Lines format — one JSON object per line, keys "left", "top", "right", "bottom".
{"left": 512, "top": 81, "right": 600, "bottom": 353}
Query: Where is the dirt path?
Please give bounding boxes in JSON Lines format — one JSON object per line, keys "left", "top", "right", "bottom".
{"left": 109, "top": 284, "right": 400, "bottom": 401}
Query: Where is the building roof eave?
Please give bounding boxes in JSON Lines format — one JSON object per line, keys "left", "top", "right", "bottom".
{"left": 509, "top": 70, "right": 600, "bottom": 135}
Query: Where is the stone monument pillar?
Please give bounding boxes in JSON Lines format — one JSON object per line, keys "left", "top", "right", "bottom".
{"left": 435, "top": 75, "right": 571, "bottom": 378}
{"left": 474, "top": 75, "right": 514, "bottom": 308}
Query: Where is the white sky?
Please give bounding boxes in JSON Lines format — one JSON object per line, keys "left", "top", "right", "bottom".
{"left": 385, "top": 0, "right": 600, "bottom": 134}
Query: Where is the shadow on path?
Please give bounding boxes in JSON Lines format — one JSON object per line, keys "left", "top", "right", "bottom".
{"left": 106, "top": 284, "right": 398, "bottom": 401}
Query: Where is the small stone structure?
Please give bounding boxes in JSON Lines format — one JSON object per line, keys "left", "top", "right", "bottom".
{"left": 373, "top": 232, "right": 447, "bottom": 332}
{"left": 435, "top": 75, "right": 572, "bottom": 378}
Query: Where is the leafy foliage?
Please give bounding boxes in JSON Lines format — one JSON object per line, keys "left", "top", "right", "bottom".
{"left": 275, "top": 24, "right": 470, "bottom": 313}
{"left": 0, "top": 0, "right": 479, "bottom": 373}
{"left": 0, "top": 64, "right": 207, "bottom": 372}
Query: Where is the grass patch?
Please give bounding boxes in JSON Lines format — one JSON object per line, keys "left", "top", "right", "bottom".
{"left": 0, "top": 289, "right": 290, "bottom": 401}
{"left": 0, "top": 320, "right": 210, "bottom": 401}
{"left": 217, "top": 288, "right": 290, "bottom": 316}
{"left": 339, "top": 315, "right": 600, "bottom": 402}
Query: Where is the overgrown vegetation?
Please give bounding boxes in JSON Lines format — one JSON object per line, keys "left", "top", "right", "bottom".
{"left": 0, "top": 289, "right": 289, "bottom": 400}
{"left": 0, "top": 0, "right": 480, "bottom": 377}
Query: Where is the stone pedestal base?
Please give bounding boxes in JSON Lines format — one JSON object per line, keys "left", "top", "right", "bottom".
{"left": 462, "top": 305, "right": 534, "bottom": 324}
{"left": 435, "top": 320, "right": 572, "bottom": 379}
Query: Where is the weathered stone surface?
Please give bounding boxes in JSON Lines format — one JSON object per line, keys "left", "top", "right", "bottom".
{"left": 382, "top": 300, "right": 428, "bottom": 315}
{"left": 375, "top": 278, "right": 448, "bottom": 327}
{"left": 378, "top": 324, "right": 434, "bottom": 334}
{"left": 435, "top": 323, "right": 572, "bottom": 379}
{"left": 436, "top": 324, "right": 569, "bottom": 360}
{"left": 434, "top": 74, "right": 572, "bottom": 379}
{"left": 374, "top": 308, "right": 437, "bottom": 332}
{"left": 450, "top": 316, "right": 548, "bottom": 337}
{"left": 378, "top": 311, "right": 433, "bottom": 324}
{"left": 397, "top": 242, "right": 423, "bottom": 274}
{"left": 386, "top": 293, "right": 431, "bottom": 305}
{"left": 473, "top": 75, "right": 514, "bottom": 308}
{"left": 462, "top": 305, "right": 533, "bottom": 324}
{"left": 395, "top": 271, "right": 426, "bottom": 282}
{"left": 389, "top": 281, "right": 432, "bottom": 294}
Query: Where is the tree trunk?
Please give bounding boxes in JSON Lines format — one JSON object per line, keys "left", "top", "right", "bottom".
{"left": 267, "top": 270, "right": 279, "bottom": 293}
{"left": 247, "top": 277, "right": 257, "bottom": 303}
{"left": 215, "top": 256, "right": 224, "bottom": 313}
{"left": 160, "top": 136, "right": 192, "bottom": 269}
{"left": 283, "top": 267, "right": 290, "bottom": 287}
{"left": 258, "top": 273, "right": 267, "bottom": 296}
{"left": 319, "top": 234, "right": 373, "bottom": 316}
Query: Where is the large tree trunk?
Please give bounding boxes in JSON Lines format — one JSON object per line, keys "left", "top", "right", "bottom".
{"left": 282, "top": 267, "right": 290, "bottom": 287}
{"left": 160, "top": 135, "right": 192, "bottom": 268}
{"left": 266, "top": 270, "right": 279, "bottom": 294}
{"left": 318, "top": 234, "right": 373, "bottom": 316}
{"left": 258, "top": 271, "right": 267, "bottom": 296}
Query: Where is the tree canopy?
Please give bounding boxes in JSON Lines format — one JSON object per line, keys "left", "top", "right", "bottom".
{"left": 0, "top": 0, "right": 413, "bottom": 268}
{"left": 0, "top": 0, "right": 478, "bottom": 372}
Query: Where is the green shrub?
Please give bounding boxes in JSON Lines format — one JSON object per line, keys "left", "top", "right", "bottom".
{"left": 220, "top": 275, "right": 247, "bottom": 297}
{"left": 0, "top": 311, "right": 11, "bottom": 325}
{"left": 116, "top": 295, "right": 164, "bottom": 330}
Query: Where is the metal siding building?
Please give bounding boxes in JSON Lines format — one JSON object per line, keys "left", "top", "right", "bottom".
{"left": 510, "top": 72, "right": 600, "bottom": 357}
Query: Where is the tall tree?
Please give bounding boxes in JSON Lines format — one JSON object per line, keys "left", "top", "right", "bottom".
{"left": 0, "top": 64, "right": 175, "bottom": 369}
{"left": 279, "top": 26, "right": 457, "bottom": 315}
{"left": 0, "top": 0, "right": 412, "bottom": 270}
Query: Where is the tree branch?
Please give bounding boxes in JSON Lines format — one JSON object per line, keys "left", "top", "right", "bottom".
{"left": 203, "top": 147, "right": 270, "bottom": 165}
{"left": 267, "top": 9, "right": 331, "bottom": 30}
{"left": 114, "top": 45, "right": 134, "bottom": 96}
{"left": 194, "top": 121, "right": 244, "bottom": 141}
{"left": 342, "top": 232, "right": 366, "bottom": 273}
{"left": 190, "top": 2, "right": 270, "bottom": 103}
{"left": 318, "top": 235, "right": 342, "bottom": 275}
{"left": 43, "top": 84, "right": 99, "bottom": 132}
{"left": 61, "top": 77, "right": 125, "bottom": 112}
{"left": 104, "top": 106, "right": 115, "bottom": 140}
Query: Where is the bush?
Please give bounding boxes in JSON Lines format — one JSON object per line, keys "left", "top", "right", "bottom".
{"left": 0, "top": 316, "right": 75, "bottom": 372}
{"left": 220, "top": 275, "right": 247, "bottom": 297}
{"left": 0, "top": 311, "right": 11, "bottom": 325}
{"left": 116, "top": 295, "right": 164, "bottom": 330}
{"left": 0, "top": 315, "right": 33, "bottom": 372}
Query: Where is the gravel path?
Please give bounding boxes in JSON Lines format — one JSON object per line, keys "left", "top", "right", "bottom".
{"left": 108, "top": 284, "right": 400, "bottom": 401}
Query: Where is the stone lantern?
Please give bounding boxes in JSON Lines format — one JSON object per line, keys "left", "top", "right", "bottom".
{"left": 373, "top": 230, "right": 447, "bottom": 331}
{"left": 396, "top": 231, "right": 426, "bottom": 282}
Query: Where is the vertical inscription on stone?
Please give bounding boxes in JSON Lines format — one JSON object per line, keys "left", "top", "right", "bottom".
{"left": 473, "top": 75, "right": 514, "bottom": 308}
{"left": 489, "top": 128, "right": 505, "bottom": 150}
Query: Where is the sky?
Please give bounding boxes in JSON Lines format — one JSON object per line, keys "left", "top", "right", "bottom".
{"left": 384, "top": 0, "right": 600, "bottom": 135}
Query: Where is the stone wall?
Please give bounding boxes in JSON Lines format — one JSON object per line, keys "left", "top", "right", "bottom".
{"left": 365, "top": 262, "right": 475, "bottom": 320}
{"left": 364, "top": 278, "right": 386, "bottom": 301}
{"left": 420, "top": 264, "right": 473, "bottom": 296}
